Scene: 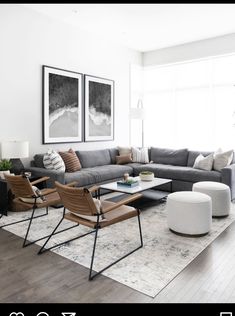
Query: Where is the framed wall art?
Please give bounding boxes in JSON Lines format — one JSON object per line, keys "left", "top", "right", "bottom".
{"left": 84, "top": 75, "right": 114, "bottom": 141}
{"left": 42, "top": 65, "right": 83, "bottom": 144}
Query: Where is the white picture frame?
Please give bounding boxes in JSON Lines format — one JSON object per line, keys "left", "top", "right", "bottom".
{"left": 84, "top": 75, "right": 114, "bottom": 142}
{"left": 43, "top": 65, "right": 83, "bottom": 144}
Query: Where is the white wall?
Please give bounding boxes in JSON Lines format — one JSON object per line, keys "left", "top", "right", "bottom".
{"left": 0, "top": 5, "right": 141, "bottom": 166}
{"left": 143, "top": 33, "right": 235, "bottom": 66}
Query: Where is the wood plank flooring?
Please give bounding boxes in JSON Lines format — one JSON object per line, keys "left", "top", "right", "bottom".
{"left": 0, "top": 220, "right": 235, "bottom": 303}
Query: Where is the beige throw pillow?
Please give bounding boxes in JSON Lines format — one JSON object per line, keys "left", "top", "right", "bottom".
{"left": 193, "top": 153, "right": 214, "bottom": 171}
{"left": 118, "top": 146, "right": 132, "bottom": 156}
{"left": 116, "top": 154, "right": 133, "bottom": 165}
{"left": 20, "top": 186, "right": 44, "bottom": 204}
{"left": 213, "top": 149, "right": 233, "bottom": 171}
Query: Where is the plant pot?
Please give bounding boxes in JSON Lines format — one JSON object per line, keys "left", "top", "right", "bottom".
{"left": 139, "top": 172, "right": 154, "bottom": 181}
{"left": 0, "top": 170, "right": 10, "bottom": 179}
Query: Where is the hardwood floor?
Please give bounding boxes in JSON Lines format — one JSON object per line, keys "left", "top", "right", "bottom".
{"left": 0, "top": 221, "right": 235, "bottom": 303}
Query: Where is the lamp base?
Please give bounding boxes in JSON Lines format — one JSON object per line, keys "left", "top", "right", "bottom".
{"left": 10, "top": 159, "right": 25, "bottom": 175}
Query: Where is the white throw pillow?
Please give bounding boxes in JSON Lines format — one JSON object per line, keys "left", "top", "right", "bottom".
{"left": 43, "top": 149, "right": 65, "bottom": 172}
{"left": 213, "top": 149, "right": 234, "bottom": 171}
{"left": 19, "top": 186, "right": 44, "bottom": 204}
{"left": 118, "top": 146, "right": 132, "bottom": 156}
{"left": 193, "top": 153, "right": 214, "bottom": 171}
{"left": 132, "top": 147, "right": 149, "bottom": 163}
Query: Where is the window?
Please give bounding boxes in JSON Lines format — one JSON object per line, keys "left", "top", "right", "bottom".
{"left": 131, "top": 54, "right": 235, "bottom": 150}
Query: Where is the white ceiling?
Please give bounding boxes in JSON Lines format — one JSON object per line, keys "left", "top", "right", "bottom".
{"left": 23, "top": 3, "right": 235, "bottom": 52}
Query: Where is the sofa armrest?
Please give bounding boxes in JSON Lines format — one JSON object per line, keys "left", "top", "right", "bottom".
{"left": 221, "top": 163, "right": 235, "bottom": 200}
{"left": 27, "top": 167, "right": 65, "bottom": 188}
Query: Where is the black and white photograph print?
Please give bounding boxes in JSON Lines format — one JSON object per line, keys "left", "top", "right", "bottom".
{"left": 43, "top": 65, "right": 83, "bottom": 144}
{"left": 85, "top": 75, "right": 114, "bottom": 141}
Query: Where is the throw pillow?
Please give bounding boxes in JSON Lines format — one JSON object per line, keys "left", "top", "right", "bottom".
{"left": 43, "top": 149, "right": 65, "bottom": 172}
{"left": 193, "top": 153, "right": 214, "bottom": 171}
{"left": 118, "top": 146, "right": 132, "bottom": 156}
{"left": 59, "top": 148, "right": 81, "bottom": 172}
{"left": 19, "top": 186, "right": 44, "bottom": 204}
{"left": 132, "top": 147, "right": 149, "bottom": 163}
{"left": 213, "top": 149, "right": 234, "bottom": 171}
{"left": 116, "top": 154, "right": 133, "bottom": 165}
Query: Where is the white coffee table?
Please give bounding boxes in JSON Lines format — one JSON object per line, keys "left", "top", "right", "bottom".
{"left": 99, "top": 177, "right": 172, "bottom": 201}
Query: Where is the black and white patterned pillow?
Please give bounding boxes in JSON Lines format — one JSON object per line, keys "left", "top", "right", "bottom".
{"left": 43, "top": 149, "right": 65, "bottom": 172}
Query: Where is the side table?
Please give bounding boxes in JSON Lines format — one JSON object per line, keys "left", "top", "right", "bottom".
{"left": 0, "top": 179, "right": 8, "bottom": 216}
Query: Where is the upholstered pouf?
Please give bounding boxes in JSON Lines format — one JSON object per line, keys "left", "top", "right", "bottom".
{"left": 193, "top": 181, "right": 231, "bottom": 217}
{"left": 166, "top": 191, "right": 212, "bottom": 236}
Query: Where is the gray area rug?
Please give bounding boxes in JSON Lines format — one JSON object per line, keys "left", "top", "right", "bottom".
{"left": 1, "top": 199, "right": 235, "bottom": 298}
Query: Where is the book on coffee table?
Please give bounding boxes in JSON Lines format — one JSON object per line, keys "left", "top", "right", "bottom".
{"left": 117, "top": 179, "right": 139, "bottom": 187}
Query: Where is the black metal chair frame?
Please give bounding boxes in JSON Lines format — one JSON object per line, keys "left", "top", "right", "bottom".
{"left": 38, "top": 207, "right": 143, "bottom": 281}
{"left": 22, "top": 196, "right": 79, "bottom": 248}
{"left": 0, "top": 209, "right": 48, "bottom": 229}
{"left": 0, "top": 188, "right": 78, "bottom": 248}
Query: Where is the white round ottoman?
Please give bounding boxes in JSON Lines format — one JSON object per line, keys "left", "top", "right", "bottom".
{"left": 167, "top": 191, "right": 212, "bottom": 236}
{"left": 193, "top": 181, "right": 231, "bottom": 217}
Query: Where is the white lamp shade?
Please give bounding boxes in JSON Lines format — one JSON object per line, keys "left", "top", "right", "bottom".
{"left": 1, "top": 141, "right": 29, "bottom": 159}
{"left": 129, "top": 107, "right": 145, "bottom": 120}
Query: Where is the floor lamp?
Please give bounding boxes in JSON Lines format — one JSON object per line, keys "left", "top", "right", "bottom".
{"left": 1, "top": 141, "right": 29, "bottom": 175}
{"left": 130, "top": 99, "right": 145, "bottom": 148}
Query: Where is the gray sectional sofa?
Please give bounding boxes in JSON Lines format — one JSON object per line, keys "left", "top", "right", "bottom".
{"left": 28, "top": 147, "right": 235, "bottom": 200}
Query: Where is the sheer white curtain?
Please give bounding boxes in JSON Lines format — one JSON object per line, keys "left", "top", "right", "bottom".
{"left": 130, "top": 64, "right": 143, "bottom": 147}
{"left": 140, "top": 54, "right": 235, "bottom": 151}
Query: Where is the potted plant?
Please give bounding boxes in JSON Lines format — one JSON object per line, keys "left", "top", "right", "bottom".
{"left": 0, "top": 159, "right": 12, "bottom": 179}
{"left": 139, "top": 171, "right": 154, "bottom": 181}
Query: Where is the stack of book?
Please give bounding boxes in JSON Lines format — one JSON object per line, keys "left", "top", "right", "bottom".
{"left": 117, "top": 179, "right": 139, "bottom": 187}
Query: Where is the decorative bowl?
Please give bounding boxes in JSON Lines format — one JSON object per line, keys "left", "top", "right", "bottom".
{"left": 139, "top": 171, "right": 154, "bottom": 181}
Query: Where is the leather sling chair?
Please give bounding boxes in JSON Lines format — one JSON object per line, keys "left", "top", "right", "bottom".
{"left": 38, "top": 181, "right": 143, "bottom": 280}
{"left": 2, "top": 174, "right": 77, "bottom": 248}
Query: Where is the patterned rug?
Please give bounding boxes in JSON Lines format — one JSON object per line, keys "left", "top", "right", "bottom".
{"left": 1, "top": 199, "right": 235, "bottom": 298}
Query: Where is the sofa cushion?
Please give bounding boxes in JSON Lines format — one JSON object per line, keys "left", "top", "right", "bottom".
{"left": 132, "top": 163, "right": 221, "bottom": 183}
{"left": 64, "top": 164, "right": 133, "bottom": 187}
{"left": 76, "top": 149, "right": 111, "bottom": 168}
{"left": 109, "top": 147, "right": 119, "bottom": 164}
{"left": 33, "top": 154, "right": 45, "bottom": 168}
{"left": 187, "top": 150, "right": 213, "bottom": 167}
{"left": 150, "top": 147, "right": 188, "bottom": 166}
{"left": 65, "top": 170, "right": 97, "bottom": 187}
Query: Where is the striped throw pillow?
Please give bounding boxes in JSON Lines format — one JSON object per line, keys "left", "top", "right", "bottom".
{"left": 132, "top": 147, "right": 149, "bottom": 163}
{"left": 59, "top": 148, "right": 81, "bottom": 172}
{"left": 43, "top": 149, "right": 65, "bottom": 172}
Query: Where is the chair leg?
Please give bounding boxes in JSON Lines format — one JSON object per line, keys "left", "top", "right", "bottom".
{"left": 137, "top": 209, "right": 143, "bottom": 247}
{"left": 38, "top": 208, "right": 92, "bottom": 254}
{"left": 22, "top": 206, "right": 78, "bottom": 249}
{"left": 23, "top": 205, "right": 37, "bottom": 247}
{"left": 89, "top": 212, "right": 143, "bottom": 281}
{"left": 89, "top": 224, "right": 99, "bottom": 280}
{"left": 0, "top": 208, "right": 48, "bottom": 229}
{"left": 38, "top": 213, "right": 65, "bottom": 254}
